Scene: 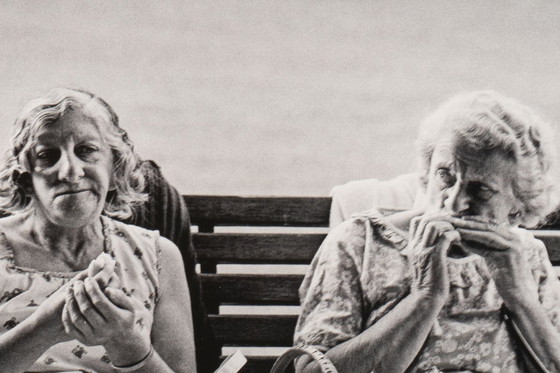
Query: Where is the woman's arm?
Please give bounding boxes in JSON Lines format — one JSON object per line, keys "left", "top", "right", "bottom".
{"left": 63, "top": 237, "right": 197, "bottom": 373}
{"left": 296, "top": 291, "right": 444, "bottom": 373}
{"left": 456, "top": 220, "right": 560, "bottom": 371}
{"left": 296, "top": 214, "right": 460, "bottom": 373}
{"left": 0, "top": 294, "right": 69, "bottom": 373}
{"left": 149, "top": 236, "right": 197, "bottom": 372}
{"left": 0, "top": 262, "right": 114, "bottom": 373}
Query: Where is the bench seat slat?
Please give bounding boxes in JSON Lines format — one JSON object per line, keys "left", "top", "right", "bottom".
{"left": 194, "top": 233, "right": 324, "bottom": 264}
{"left": 201, "top": 274, "right": 303, "bottom": 305}
{"left": 209, "top": 315, "right": 297, "bottom": 346}
{"left": 219, "top": 356, "right": 293, "bottom": 373}
{"left": 185, "top": 195, "right": 331, "bottom": 226}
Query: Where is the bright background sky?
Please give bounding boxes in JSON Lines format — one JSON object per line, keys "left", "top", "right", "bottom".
{"left": 2, "top": 1, "right": 560, "bottom": 196}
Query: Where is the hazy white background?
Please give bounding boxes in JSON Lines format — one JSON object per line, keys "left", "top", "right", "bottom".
{"left": 2, "top": 1, "right": 560, "bottom": 196}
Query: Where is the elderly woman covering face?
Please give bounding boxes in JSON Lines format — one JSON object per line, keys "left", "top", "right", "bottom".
{"left": 0, "top": 88, "right": 196, "bottom": 372}
{"left": 294, "top": 91, "right": 560, "bottom": 372}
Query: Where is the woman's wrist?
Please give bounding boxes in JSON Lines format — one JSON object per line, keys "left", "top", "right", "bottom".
{"left": 110, "top": 344, "right": 155, "bottom": 371}
{"left": 105, "top": 339, "right": 152, "bottom": 367}
{"left": 410, "top": 289, "right": 447, "bottom": 312}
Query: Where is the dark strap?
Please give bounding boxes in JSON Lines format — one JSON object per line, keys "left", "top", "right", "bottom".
{"left": 502, "top": 307, "right": 550, "bottom": 373}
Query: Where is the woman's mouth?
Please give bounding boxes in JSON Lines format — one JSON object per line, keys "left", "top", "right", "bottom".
{"left": 55, "top": 189, "right": 91, "bottom": 197}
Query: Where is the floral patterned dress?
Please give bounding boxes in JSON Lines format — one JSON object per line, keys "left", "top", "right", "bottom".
{"left": 294, "top": 210, "right": 560, "bottom": 372}
{"left": 0, "top": 216, "right": 161, "bottom": 373}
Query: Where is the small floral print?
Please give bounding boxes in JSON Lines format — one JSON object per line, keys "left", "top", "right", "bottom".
{"left": 44, "top": 356, "right": 56, "bottom": 365}
{"left": 3, "top": 317, "right": 19, "bottom": 330}
{"left": 0, "top": 288, "right": 23, "bottom": 303}
{"left": 144, "top": 300, "right": 152, "bottom": 310}
{"left": 101, "top": 354, "right": 111, "bottom": 364}
{"left": 72, "top": 345, "right": 87, "bottom": 358}
{"left": 134, "top": 247, "right": 143, "bottom": 259}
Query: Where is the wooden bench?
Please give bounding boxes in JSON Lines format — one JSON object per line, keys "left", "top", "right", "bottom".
{"left": 184, "top": 195, "right": 560, "bottom": 373}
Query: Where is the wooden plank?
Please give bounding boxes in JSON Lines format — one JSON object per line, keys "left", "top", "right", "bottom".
{"left": 201, "top": 274, "right": 303, "bottom": 305}
{"left": 534, "top": 231, "right": 560, "bottom": 265}
{"left": 184, "top": 195, "right": 331, "bottom": 226}
{"left": 209, "top": 315, "right": 297, "bottom": 346}
{"left": 193, "top": 233, "right": 324, "bottom": 264}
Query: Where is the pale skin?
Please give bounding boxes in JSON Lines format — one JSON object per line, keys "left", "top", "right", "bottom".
{"left": 296, "top": 141, "right": 560, "bottom": 373}
{"left": 0, "top": 109, "right": 196, "bottom": 372}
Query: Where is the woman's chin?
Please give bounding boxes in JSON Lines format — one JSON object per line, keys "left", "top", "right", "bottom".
{"left": 43, "top": 203, "right": 104, "bottom": 228}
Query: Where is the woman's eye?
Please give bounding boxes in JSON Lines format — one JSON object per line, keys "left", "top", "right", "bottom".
{"left": 36, "top": 149, "right": 59, "bottom": 162}
{"left": 475, "top": 185, "right": 493, "bottom": 200}
{"left": 436, "top": 168, "right": 454, "bottom": 186}
{"left": 76, "top": 145, "right": 98, "bottom": 157}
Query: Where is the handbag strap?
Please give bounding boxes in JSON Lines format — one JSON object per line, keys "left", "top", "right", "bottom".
{"left": 270, "top": 345, "right": 339, "bottom": 373}
{"left": 502, "top": 307, "right": 550, "bottom": 373}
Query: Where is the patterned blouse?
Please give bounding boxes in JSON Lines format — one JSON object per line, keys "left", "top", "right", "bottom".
{"left": 294, "top": 210, "right": 560, "bottom": 372}
{"left": 0, "top": 216, "right": 161, "bottom": 373}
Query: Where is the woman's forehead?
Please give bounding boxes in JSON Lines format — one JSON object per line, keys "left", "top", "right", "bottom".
{"left": 431, "top": 139, "right": 513, "bottom": 170}
{"left": 34, "top": 109, "right": 105, "bottom": 143}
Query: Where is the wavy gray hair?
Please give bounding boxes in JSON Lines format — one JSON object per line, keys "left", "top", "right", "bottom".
{"left": 416, "top": 90, "right": 559, "bottom": 227}
{"left": 0, "top": 88, "right": 147, "bottom": 219}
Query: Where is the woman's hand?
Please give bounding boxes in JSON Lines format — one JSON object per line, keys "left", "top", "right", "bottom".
{"left": 62, "top": 278, "right": 152, "bottom": 367}
{"left": 408, "top": 214, "right": 461, "bottom": 304}
{"left": 30, "top": 253, "right": 117, "bottom": 344}
{"left": 451, "top": 217, "right": 540, "bottom": 306}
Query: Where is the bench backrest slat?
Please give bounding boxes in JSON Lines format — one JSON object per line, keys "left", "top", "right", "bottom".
{"left": 185, "top": 195, "right": 332, "bottom": 226}
{"left": 194, "top": 233, "right": 325, "bottom": 264}
{"left": 209, "top": 315, "right": 298, "bottom": 346}
{"left": 201, "top": 274, "right": 303, "bottom": 305}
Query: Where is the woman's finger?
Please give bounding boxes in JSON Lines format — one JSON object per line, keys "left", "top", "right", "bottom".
{"left": 456, "top": 229, "right": 511, "bottom": 251}
{"left": 449, "top": 217, "right": 498, "bottom": 232}
{"left": 104, "top": 287, "right": 136, "bottom": 312}
{"left": 421, "top": 221, "right": 454, "bottom": 248}
{"left": 409, "top": 216, "right": 421, "bottom": 239}
{"left": 74, "top": 279, "right": 108, "bottom": 327}
{"left": 62, "top": 301, "right": 75, "bottom": 335}
{"left": 66, "top": 289, "right": 94, "bottom": 337}
{"left": 80, "top": 280, "right": 122, "bottom": 320}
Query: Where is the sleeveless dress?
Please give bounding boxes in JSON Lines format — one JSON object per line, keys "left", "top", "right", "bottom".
{"left": 294, "top": 210, "right": 560, "bottom": 372}
{"left": 0, "top": 216, "right": 161, "bottom": 373}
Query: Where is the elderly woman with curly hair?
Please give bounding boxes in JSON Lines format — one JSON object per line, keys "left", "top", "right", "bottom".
{"left": 0, "top": 88, "right": 196, "bottom": 372}
{"left": 294, "top": 91, "right": 560, "bottom": 372}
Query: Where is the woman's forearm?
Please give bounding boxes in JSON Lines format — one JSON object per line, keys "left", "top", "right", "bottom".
{"left": 298, "top": 291, "right": 444, "bottom": 373}
{"left": 506, "top": 298, "right": 560, "bottom": 372}
{"left": 0, "top": 312, "right": 65, "bottom": 373}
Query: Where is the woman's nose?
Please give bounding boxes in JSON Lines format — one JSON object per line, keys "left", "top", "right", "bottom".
{"left": 57, "top": 152, "right": 85, "bottom": 183}
{"left": 444, "top": 183, "right": 470, "bottom": 214}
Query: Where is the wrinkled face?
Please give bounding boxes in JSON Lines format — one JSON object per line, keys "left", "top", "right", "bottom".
{"left": 29, "top": 109, "right": 114, "bottom": 228}
{"left": 425, "top": 139, "right": 522, "bottom": 225}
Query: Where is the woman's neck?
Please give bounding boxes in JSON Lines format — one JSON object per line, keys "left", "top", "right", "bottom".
{"left": 25, "top": 211, "right": 104, "bottom": 268}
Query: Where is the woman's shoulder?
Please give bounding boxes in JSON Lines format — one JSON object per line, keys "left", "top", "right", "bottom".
{"left": 324, "top": 208, "right": 409, "bottom": 262}
{"left": 103, "top": 215, "right": 160, "bottom": 241}
{"left": 340, "top": 209, "right": 408, "bottom": 245}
